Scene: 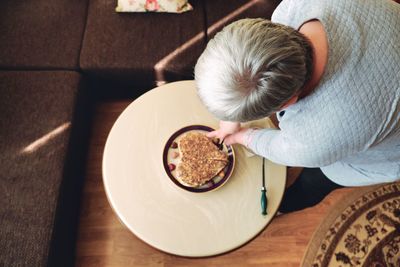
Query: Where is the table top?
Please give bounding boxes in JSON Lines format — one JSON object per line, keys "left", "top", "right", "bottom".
{"left": 102, "top": 80, "right": 286, "bottom": 257}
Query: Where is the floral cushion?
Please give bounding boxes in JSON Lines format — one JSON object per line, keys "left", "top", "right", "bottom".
{"left": 116, "top": 0, "right": 193, "bottom": 13}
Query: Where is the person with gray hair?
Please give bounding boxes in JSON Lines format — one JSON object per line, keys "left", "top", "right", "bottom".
{"left": 194, "top": 0, "right": 400, "bottom": 212}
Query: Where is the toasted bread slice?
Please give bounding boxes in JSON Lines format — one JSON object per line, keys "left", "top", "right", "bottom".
{"left": 176, "top": 132, "right": 228, "bottom": 187}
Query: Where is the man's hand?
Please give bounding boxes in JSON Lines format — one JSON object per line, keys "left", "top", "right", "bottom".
{"left": 224, "top": 127, "right": 254, "bottom": 146}
{"left": 206, "top": 121, "right": 241, "bottom": 140}
{"left": 207, "top": 121, "right": 256, "bottom": 147}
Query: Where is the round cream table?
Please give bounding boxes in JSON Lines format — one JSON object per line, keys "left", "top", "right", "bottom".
{"left": 103, "top": 80, "right": 286, "bottom": 257}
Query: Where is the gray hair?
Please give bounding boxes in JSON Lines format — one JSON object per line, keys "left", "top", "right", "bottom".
{"left": 194, "top": 18, "right": 313, "bottom": 122}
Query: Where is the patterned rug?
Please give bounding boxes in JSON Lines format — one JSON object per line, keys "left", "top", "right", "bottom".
{"left": 302, "top": 182, "right": 400, "bottom": 267}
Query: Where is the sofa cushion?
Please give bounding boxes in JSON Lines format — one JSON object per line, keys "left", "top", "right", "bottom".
{"left": 0, "top": 71, "right": 89, "bottom": 267}
{"left": 205, "top": 0, "right": 282, "bottom": 39}
{"left": 0, "top": 0, "right": 88, "bottom": 70}
{"left": 80, "top": 0, "right": 206, "bottom": 94}
{"left": 116, "top": 0, "right": 193, "bottom": 13}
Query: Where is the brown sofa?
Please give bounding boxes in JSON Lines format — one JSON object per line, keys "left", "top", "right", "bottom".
{"left": 0, "top": 0, "right": 280, "bottom": 266}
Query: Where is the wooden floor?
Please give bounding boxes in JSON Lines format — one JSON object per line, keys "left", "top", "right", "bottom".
{"left": 75, "top": 100, "right": 354, "bottom": 267}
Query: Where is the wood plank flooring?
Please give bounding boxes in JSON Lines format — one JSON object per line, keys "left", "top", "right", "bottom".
{"left": 75, "top": 100, "right": 354, "bottom": 267}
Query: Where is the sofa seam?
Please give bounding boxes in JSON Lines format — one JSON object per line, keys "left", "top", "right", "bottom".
{"left": 77, "top": 0, "right": 91, "bottom": 72}
{"left": 202, "top": 0, "right": 209, "bottom": 43}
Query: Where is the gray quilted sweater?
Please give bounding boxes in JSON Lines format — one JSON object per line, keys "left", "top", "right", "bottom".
{"left": 248, "top": 0, "right": 400, "bottom": 186}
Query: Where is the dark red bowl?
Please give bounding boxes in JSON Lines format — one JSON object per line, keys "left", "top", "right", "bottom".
{"left": 162, "top": 125, "right": 235, "bottom": 193}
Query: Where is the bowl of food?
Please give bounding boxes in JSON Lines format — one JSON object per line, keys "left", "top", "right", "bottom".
{"left": 162, "top": 125, "right": 235, "bottom": 193}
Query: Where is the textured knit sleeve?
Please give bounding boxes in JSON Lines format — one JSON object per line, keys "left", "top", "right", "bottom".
{"left": 247, "top": 125, "right": 357, "bottom": 167}
{"left": 247, "top": 99, "right": 376, "bottom": 167}
{"left": 248, "top": 128, "right": 328, "bottom": 167}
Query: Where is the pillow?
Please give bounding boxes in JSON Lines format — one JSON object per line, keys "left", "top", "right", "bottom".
{"left": 116, "top": 0, "right": 193, "bottom": 13}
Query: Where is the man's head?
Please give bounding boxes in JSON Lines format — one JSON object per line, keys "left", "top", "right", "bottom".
{"left": 194, "top": 18, "right": 313, "bottom": 122}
